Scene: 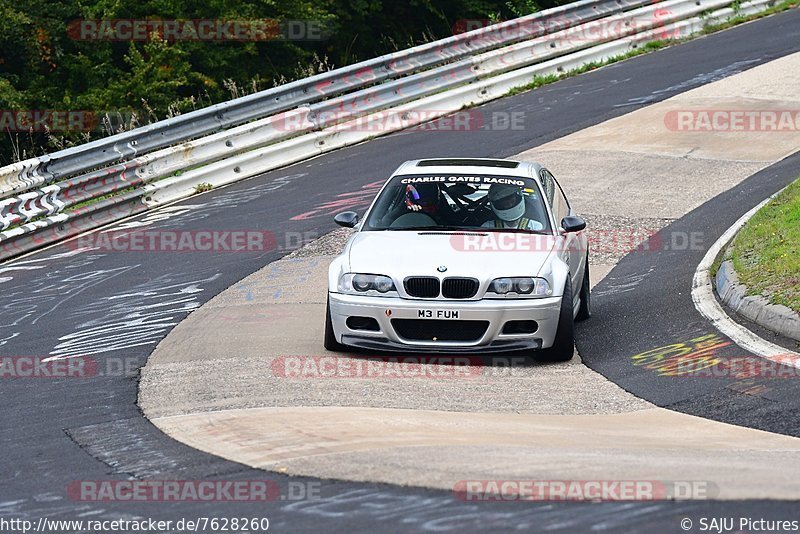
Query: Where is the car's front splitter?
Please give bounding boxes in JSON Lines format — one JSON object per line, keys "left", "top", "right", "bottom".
{"left": 340, "top": 334, "right": 543, "bottom": 353}
{"left": 329, "top": 292, "right": 561, "bottom": 351}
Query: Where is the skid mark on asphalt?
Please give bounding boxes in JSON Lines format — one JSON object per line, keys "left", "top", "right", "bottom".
{"left": 48, "top": 272, "right": 222, "bottom": 359}
{"left": 0, "top": 252, "right": 120, "bottom": 331}
{"left": 591, "top": 266, "right": 656, "bottom": 297}
{"left": 614, "top": 58, "right": 762, "bottom": 107}
{"left": 279, "top": 489, "right": 683, "bottom": 531}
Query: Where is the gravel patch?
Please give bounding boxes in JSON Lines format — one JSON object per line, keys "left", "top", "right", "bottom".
{"left": 286, "top": 228, "right": 353, "bottom": 258}
{"left": 583, "top": 214, "right": 674, "bottom": 265}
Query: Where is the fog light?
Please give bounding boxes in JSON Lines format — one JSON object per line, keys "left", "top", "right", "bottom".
{"left": 346, "top": 316, "right": 380, "bottom": 331}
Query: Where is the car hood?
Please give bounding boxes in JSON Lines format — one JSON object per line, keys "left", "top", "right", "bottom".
{"left": 346, "top": 230, "right": 557, "bottom": 278}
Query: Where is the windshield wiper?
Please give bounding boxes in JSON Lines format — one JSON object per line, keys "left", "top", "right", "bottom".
{"left": 388, "top": 225, "right": 483, "bottom": 232}
{"left": 480, "top": 227, "right": 552, "bottom": 235}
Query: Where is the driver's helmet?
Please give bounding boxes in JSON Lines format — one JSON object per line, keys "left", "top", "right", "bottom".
{"left": 488, "top": 184, "right": 525, "bottom": 222}
{"left": 405, "top": 183, "right": 441, "bottom": 214}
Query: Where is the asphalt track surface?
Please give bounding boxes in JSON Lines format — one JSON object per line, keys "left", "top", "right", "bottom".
{"left": 578, "top": 151, "right": 800, "bottom": 437}
{"left": 2, "top": 10, "right": 800, "bottom": 532}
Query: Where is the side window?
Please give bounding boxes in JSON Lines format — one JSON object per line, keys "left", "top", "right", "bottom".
{"left": 541, "top": 170, "right": 570, "bottom": 224}
{"left": 539, "top": 170, "right": 555, "bottom": 207}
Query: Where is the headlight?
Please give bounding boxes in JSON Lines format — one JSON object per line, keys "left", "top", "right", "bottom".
{"left": 352, "top": 274, "right": 372, "bottom": 292}
{"left": 338, "top": 273, "right": 397, "bottom": 295}
{"left": 487, "top": 277, "right": 551, "bottom": 298}
{"left": 373, "top": 276, "right": 395, "bottom": 293}
{"left": 492, "top": 278, "right": 513, "bottom": 294}
{"left": 515, "top": 277, "right": 534, "bottom": 293}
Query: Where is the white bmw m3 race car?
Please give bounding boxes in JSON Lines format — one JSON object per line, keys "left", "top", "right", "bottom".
{"left": 324, "top": 158, "right": 590, "bottom": 361}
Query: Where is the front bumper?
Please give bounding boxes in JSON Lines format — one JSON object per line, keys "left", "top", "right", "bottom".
{"left": 328, "top": 292, "right": 562, "bottom": 353}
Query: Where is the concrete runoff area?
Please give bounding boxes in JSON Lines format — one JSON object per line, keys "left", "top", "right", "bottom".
{"left": 155, "top": 407, "right": 800, "bottom": 500}
{"left": 140, "top": 52, "right": 800, "bottom": 498}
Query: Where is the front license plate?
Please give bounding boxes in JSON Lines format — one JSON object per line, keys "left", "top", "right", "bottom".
{"left": 417, "top": 309, "right": 460, "bottom": 319}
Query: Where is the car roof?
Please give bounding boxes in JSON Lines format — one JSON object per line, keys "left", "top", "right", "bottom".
{"left": 392, "top": 158, "right": 545, "bottom": 180}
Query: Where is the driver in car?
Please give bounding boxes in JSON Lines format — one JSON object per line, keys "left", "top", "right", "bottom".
{"left": 482, "top": 183, "right": 545, "bottom": 231}
{"left": 404, "top": 183, "right": 443, "bottom": 215}
{"left": 381, "top": 182, "right": 454, "bottom": 227}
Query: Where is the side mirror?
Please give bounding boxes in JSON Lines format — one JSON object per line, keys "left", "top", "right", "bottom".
{"left": 334, "top": 211, "right": 359, "bottom": 228}
{"left": 561, "top": 215, "right": 586, "bottom": 233}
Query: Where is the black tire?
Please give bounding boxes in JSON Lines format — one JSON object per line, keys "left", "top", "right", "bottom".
{"left": 535, "top": 277, "right": 575, "bottom": 362}
{"left": 323, "top": 296, "right": 345, "bottom": 352}
{"left": 576, "top": 252, "right": 591, "bottom": 322}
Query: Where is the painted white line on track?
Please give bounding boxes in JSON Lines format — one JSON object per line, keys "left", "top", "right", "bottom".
{"left": 691, "top": 185, "right": 800, "bottom": 365}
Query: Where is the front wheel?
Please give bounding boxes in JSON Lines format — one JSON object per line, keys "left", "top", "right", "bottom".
{"left": 323, "top": 296, "right": 345, "bottom": 352}
{"left": 535, "top": 277, "right": 575, "bottom": 362}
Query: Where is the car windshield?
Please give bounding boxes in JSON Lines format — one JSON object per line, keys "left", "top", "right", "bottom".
{"left": 363, "top": 174, "right": 552, "bottom": 233}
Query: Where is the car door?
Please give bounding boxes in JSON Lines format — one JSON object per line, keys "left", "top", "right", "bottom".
{"left": 541, "top": 169, "right": 582, "bottom": 298}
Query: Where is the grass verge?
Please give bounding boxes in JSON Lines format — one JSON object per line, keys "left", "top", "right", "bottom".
{"left": 731, "top": 177, "right": 800, "bottom": 312}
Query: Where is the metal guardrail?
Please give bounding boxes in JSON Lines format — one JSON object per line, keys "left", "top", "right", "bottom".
{"left": 0, "top": 0, "right": 777, "bottom": 261}
{"left": 0, "top": 0, "right": 646, "bottom": 196}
